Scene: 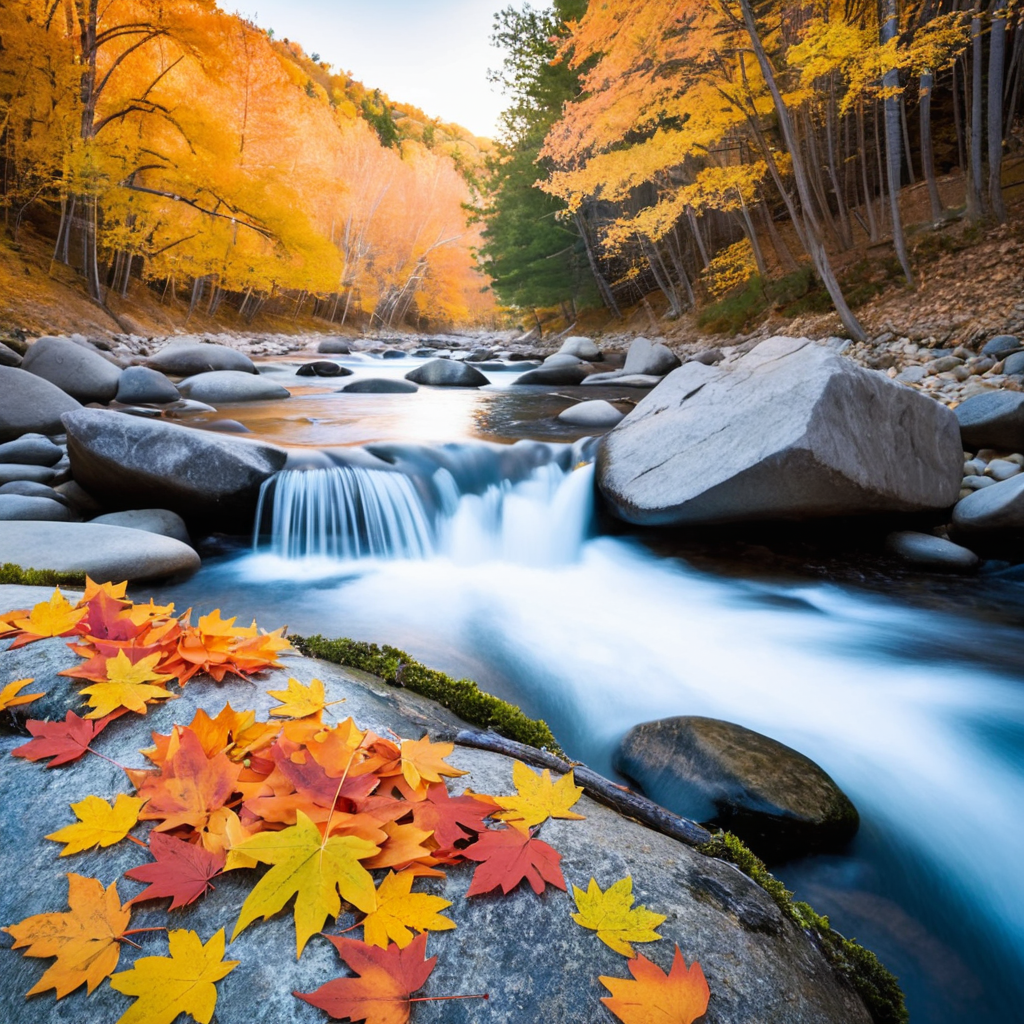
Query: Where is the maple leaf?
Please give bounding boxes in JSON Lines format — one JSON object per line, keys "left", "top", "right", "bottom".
{"left": 81, "top": 577, "right": 129, "bottom": 602}
{"left": 126, "top": 833, "right": 226, "bottom": 909}
{"left": 363, "top": 821, "right": 436, "bottom": 871}
{"left": 463, "top": 826, "right": 566, "bottom": 897}
{"left": 571, "top": 876, "right": 666, "bottom": 957}
{"left": 360, "top": 870, "right": 455, "bottom": 949}
{"left": 600, "top": 946, "right": 711, "bottom": 1024}
{"left": 0, "top": 677, "right": 44, "bottom": 710}
{"left": 46, "top": 794, "right": 143, "bottom": 857}
{"left": 9, "top": 589, "right": 88, "bottom": 647}
{"left": 492, "top": 760, "right": 585, "bottom": 830}
{"left": 78, "top": 650, "right": 176, "bottom": 718}
{"left": 75, "top": 591, "right": 142, "bottom": 642}
{"left": 0, "top": 607, "right": 28, "bottom": 639}
{"left": 396, "top": 737, "right": 469, "bottom": 794}
{"left": 2, "top": 874, "right": 130, "bottom": 998}
{"left": 410, "top": 783, "right": 498, "bottom": 848}
{"left": 230, "top": 809, "right": 380, "bottom": 956}
{"left": 268, "top": 677, "right": 344, "bottom": 719}
{"left": 109, "top": 928, "right": 239, "bottom": 1024}
{"left": 294, "top": 932, "right": 437, "bottom": 1024}
{"left": 11, "top": 710, "right": 124, "bottom": 767}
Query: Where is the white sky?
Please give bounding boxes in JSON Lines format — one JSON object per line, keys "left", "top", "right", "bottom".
{"left": 229, "top": 0, "right": 511, "bottom": 137}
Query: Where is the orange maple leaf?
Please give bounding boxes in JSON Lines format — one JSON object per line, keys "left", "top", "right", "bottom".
{"left": 600, "top": 946, "right": 711, "bottom": 1024}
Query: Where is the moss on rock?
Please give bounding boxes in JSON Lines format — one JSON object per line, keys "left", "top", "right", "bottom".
{"left": 0, "top": 563, "right": 87, "bottom": 588}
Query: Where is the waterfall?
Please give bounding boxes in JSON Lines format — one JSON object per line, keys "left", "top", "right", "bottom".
{"left": 254, "top": 442, "right": 595, "bottom": 566}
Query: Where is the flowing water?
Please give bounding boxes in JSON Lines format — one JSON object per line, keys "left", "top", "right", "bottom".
{"left": 155, "top": 354, "right": 1024, "bottom": 1022}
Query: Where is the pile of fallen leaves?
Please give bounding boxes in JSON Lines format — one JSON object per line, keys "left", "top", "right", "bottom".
{"left": 1, "top": 584, "right": 712, "bottom": 1024}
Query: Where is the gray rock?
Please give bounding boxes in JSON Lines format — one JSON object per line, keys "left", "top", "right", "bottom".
{"left": 690, "top": 348, "right": 724, "bottom": 366}
{"left": 896, "top": 365, "right": 926, "bottom": 384}
{"left": 54, "top": 480, "right": 104, "bottom": 515}
{"left": 1002, "top": 351, "right": 1024, "bottom": 376}
{"left": 0, "top": 464, "right": 55, "bottom": 486}
{"left": 582, "top": 372, "right": 662, "bottom": 388}
{"left": 557, "top": 400, "right": 625, "bottom": 428}
{"left": 512, "top": 365, "right": 588, "bottom": 386}
{"left": 317, "top": 338, "right": 351, "bottom": 354}
{"left": 559, "top": 336, "right": 602, "bottom": 361}
{"left": 885, "top": 531, "right": 979, "bottom": 571}
{"left": 62, "top": 409, "right": 287, "bottom": 526}
{"left": 623, "top": 337, "right": 681, "bottom": 376}
{"left": 21, "top": 336, "right": 121, "bottom": 403}
{"left": 341, "top": 378, "right": 419, "bottom": 394}
{"left": 0, "top": 366, "right": 82, "bottom": 442}
{"left": 295, "top": 361, "right": 352, "bottom": 378}
{"left": 381, "top": 349, "right": 407, "bottom": 359}
{"left": 146, "top": 342, "right": 256, "bottom": 376}
{"left": 925, "top": 355, "right": 963, "bottom": 374}
{"left": 177, "top": 371, "right": 290, "bottom": 404}
{"left": 196, "top": 419, "right": 252, "bottom": 433}
{"left": 981, "top": 334, "right": 1021, "bottom": 359}
{"left": 952, "top": 473, "right": 1024, "bottom": 536}
{"left": 0, "top": 435, "right": 64, "bottom": 466}
{"left": 598, "top": 337, "right": 964, "bottom": 526}
{"left": 954, "top": 391, "right": 1024, "bottom": 450}
{"left": 405, "top": 359, "right": 489, "bottom": 388}
{"left": 543, "top": 353, "right": 584, "bottom": 367}
{"left": 0, "top": 481, "right": 70, "bottom": 505}
{"left": 986, "top": 458, "right": 1022, "bottom": 481}
{"left": 963, "top": 475, "right": 998, "bottom": 490}
{"left": 115, "top": 366, "right": 180, "bottom": 405}
{"left": 0, "top": 342, "right": 21, "bottom": 367}
{"left": 466, "top": 348, "right": 493, "bottom": 362}
{"left": 0, "top": 521, "right": 199, "bottom": 580}
{"left": 0, "top": 644, "right": 877, "bottom": 1024}
{"left": 89, "top": 508, "right": 191, "bottom": 545}
{"left": 0, "top": 495, "right": 71, "bottom": 522}
{"left": 615, "top": 716, "right": 859, "bottom": 859}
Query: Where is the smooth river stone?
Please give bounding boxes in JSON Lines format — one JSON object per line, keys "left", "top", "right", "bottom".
{"left": 0, "top": 366, "right": 82, "bottom": 442}
{"left": 885, "top": 531, "right": 979, "bottom": 571}
{"left": 21, "top": 336, "right": 121, "bottom": 403}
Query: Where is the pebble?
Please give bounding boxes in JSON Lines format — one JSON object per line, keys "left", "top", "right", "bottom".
{"left": 963, "top": 475, "right": 998, "bottom": 490}
{"left": 985, "top": 459, "right": 1022, "bottom": 481}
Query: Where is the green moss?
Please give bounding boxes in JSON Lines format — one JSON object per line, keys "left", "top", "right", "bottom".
{"left": 700, "top": 832, "right": 907, "bottom": 1024}
{"left": 291, "top": 634, "right": 562, "bottom": 754}
{"left": 0, "top": 563, "right": 88, "bottom": 588}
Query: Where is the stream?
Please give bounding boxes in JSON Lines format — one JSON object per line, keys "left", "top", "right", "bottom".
{"left": 153, "top": 351, "right": 1024, "bottom": 1023}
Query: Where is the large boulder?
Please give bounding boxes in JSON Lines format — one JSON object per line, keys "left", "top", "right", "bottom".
{"left": 62, "top": 409, "right": 287, "bottom": 526}
{"left": 0, "top": 495, "right": 71, "bottom": 522}
{"left": 0, "top": 366, "right": 82, "bottom": 442}
{"left": 89, "top": 508, "right": 191, "bottom": 545}
{"left": 115, "top": 366, "right": 180, "bottom": 405}
{"left": 177, "top": 370, "right": 290, "bottom": 404}
{"left": 512, "top": 365, "right": 589, "bottom": 386}
{"left": 317, "top": 338, "right": 351, "bottom": 354}
{"left": 405, "top": 359, "right": 489, "bottom": 388}
{"left": 598, "top": 337, "right": 964, "bottom": 526}
{"left": 623, "top": 337, "right": 681, "bottom": 376}
{"left": 0, "top": 435, "right": 64, "bottom": 466}
{"left": 559, "top": 336, "right": 602, "bottom": 360}
{"left": 145, "top": 342, "right": 256, "bottom": 376}
{"left": 21, "top": 336, "right": 121, "bottom": 403}
{"left": 0, "top": 638, "right": 880, "bottom": 1024}
{"left": 615, "top": 717, "right": 859, "bottom": 860}
{"left": 954, "top": 392, "right": 1024, "bottom": 450}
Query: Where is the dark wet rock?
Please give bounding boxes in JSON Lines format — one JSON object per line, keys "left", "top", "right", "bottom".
{"left": 598, "top": 337, "right": 964, "bottom": 527}
{"left": 955, "top": 392, "right": 1024, "bottom": 450}
{"left": 21, "top": 336, "right": 121, "bottom": 403}
{"left": 54, "top": 480, "right": 104, "bottom": 516}
{"left": 0, "top": 367, "right": 82, "bottom": 443}
{"left": 295, "top": 361, "right": 352, "bottom": 378}
{"left": 0, "top": 521, "right": 199, "bottom": 580}
{"left": 340, "top": 378, "right": 419, "bottom": 394}
{"left": 317, "top": 338, "right": 351, "bottom": 355}
{"left": 557, "top": 400, "right": 625, "bottom": 428}
{"left": 0, "top": 639, "right": 876, "bottom": 1024}
{"left": 0, "top": 342, "right": 21, "bottom": 367}
{"left": 508, "top": 351, "right": 546, "bottom": 362}
{"left": 0, "top": 435, "right": 64, "bottom": 467}
{"left": 0, "top": 481, "right": 70, "bottom": 506}
{"left": 615, "top": 716, "right": 859, "bottom": 860}
{"left": 115, "top": 366, "right": 180, "bottom": 405}
{"left": 90, "top": 508, "right": 191, "bottom": 546}
{"left": 177, "top": 370, "right": 290, "bottom": 404}
{"left": 885, "top": 531, "right": 979, "bottom": 571}
{"left": 0, "top": 495, "right": 71, "bottom": 522}
{"left": 0, "top": 464, "right": 56, "bottom": 486}
{"left": 980, "top": 335, "right": 1021, "bottom": 359}
{"left": 62, "top": 409, "right": 287, "bottom": 526}
{"left": 559, "top": 336, "right": 602, "bottom": 361}
{"left": 512, "top": 365, "right": 588, "bottom": 386}
{"left": 145, "top": 342, "right": 256, "bottom": 376}
{"left": 624, "top": 337, "right": 681, "bottom": 376}
{"left": 1003, "top": 351, "right": 1024, "bottom": 376}
{"left": 405, "top": 359, "right": 489, "bottom": 388}
{"left": 382, "top": 349, "right": 408, "bottom": 359}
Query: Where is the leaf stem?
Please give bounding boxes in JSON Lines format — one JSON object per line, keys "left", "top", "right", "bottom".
{"left": 126, "top": 834, "right": 148, "bottom": 848}
{"left": 123, "top": 927, "right": 167, "bottom": 936}
{"left": 408, "top": 994, "right": 490, "bottom": 1003}
{"left": 86, "top": 746, "right": 130, "bottom": 772}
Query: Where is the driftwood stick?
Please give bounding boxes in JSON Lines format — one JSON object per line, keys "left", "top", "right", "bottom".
{"left": 449, "top": 728, "right": 712, "bottom": 848}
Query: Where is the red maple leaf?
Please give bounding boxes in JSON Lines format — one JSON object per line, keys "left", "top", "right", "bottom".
{"left": 73, "top": 591, "right": 143, "bottom": 642}
{"left": 410, "top": 784, "right": 497, "bottom": 848}
{"left": 125, "top": 833, "right": 226, "bottom": 909}
{"left": 10, "top": 710, "right": 125, "bottom": 767}
{"left": 294, "top": 932, "right": 437, "bottom": 1024}
{"left": 463, "top": 826, "right": 566, "bottom": 897}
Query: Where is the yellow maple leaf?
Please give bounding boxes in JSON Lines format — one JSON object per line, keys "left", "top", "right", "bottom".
{"left": 229, "top": 810, "right": 380, "bottom": 956}
{"left": 79, "top": 651, "right": 176, "bottom": 718}
{"left": 361, "top": 869, "right": 455, "bottom": 949}
{"left": 81, "top": 578, "right": 128, "bottom": 602}
{"left": 267, "top": 677, "right": 345, "bottom": 719}
{"left": 13, "top": 589, "right": 87, "bottom": 640}
{"left": 493, "top": 760, "right": 586, "bottom": 829}
{"left": 0, "top": 677, "right": 44, "bottom": 710}
{"left": 571, "top": 876, "right": 667, "bottom": 957}
{"left": 399, "top": 736, "right": 469, "bottom": 793}
{"left": 109, "top": 928, "right": 238, "bottom": 1024}
{"left": 46, "top": 794, "right": 144, "bottom": 857}
{"left": 3, "top": 874, "right": 130, "bottom": 998}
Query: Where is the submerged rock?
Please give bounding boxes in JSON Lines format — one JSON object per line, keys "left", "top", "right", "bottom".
{"left": 341, "top": 378, "right": 419, "bottom": 393}
{"left": 0, "top": 367, "right": 82, "bottom": 442}
{"left": 146, "top": 342, "right": 256, "bottom": 376}
{"left": 615, "top": 716, "right": 859, "bottom": 859}
{"left": 405, "top": 359, "right": 489, "bottom": 387}
{"left": 885, "top": 531, "right": 979, "bottom": 571}
{"left": 21, "top": 336, "right": 121, "bottom": 403}
{"left": 512, "top": 365, "right": 588, "bottom": 386}
{"left": 177, "top": 370, "right": 290, "bottom": 404}
{"left": 598, "top": 337, "right": 964, "bottom": 526}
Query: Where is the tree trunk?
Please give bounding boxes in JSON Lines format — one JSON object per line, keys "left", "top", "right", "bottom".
{"left": 573, "top": 211, "right": 622, "bottom": 317}
{"left": 953, "top": 60, "right": 967, "bottom": 172}
{"left": 988, "top": 0, "right": 1009, "bottom": 221}
{"left": 882, "top": 0, "right": 914, "bottom": 285}
{"left": 900, "top": 93, "right": 917, "bottom": 184}
{"left": 920, "top": 71, "right": 945, "bottom": 220}
{"left": 760, "top": 202, "right": 799, "bottom": 271}
{"left": 858, "top": 100, "right": 880, "bottom": 240}
{"left": 686, "top": 206, "right": 711, "bottom": 269}
{"left": 967, "top": 12, "right": 986, "bottom": 219}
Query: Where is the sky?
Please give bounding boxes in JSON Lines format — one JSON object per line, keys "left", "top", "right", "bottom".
{"left": 230, "top": 0, "right": 512, "bottom": 137}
